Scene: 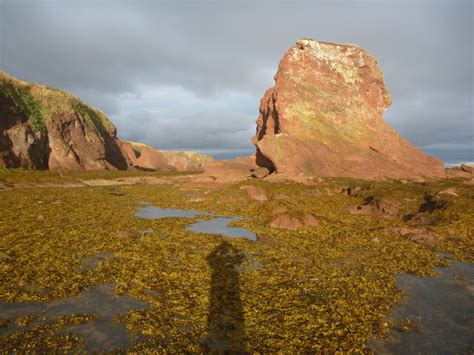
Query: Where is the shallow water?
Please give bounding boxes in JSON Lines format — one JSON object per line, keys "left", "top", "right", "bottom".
{"left": 189, "top": 217, "right": 257, "bottom": 240}
{"left": 0, "top": 283, "right": 150, "bottom": 351}
{"left": 135, "top": 204, "right": 256, "bottom": 240}
{"left": 369, "top": 260, "right": 474, "bottom": 354}
{"left": 135, "top": 205, "right": 215, "bottom": 219}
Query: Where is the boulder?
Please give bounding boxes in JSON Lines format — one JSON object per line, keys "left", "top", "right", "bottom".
{"left": 373, "top": 198, "right": 401, "bottom": 218}
{"left": 383, "top": 227, "right": 443, "bottom": 248}
{"left": 252, "top": 38, "right": 445, "bottom": 180}
{"left": 269, "top": 213, "right": 324, "bottom": 230}
{"left": 438, "top": 187, "right": 458, "bottom": 197}
{"left": 461, "top": 164, "right": 473, "bottom": 174}
{"left": 269, "top": 214, "right": 302, "bottom": 230}
{"left": 240, "top": 185, "right": 268, "bottom": 201}
{"left": 250, "top": 166, "right": 270, "bottom": 179}
{"left": 193, "top": 156, "right": 257, "bottom": 184}
{"left": 343, "top": 204, "right": 373, "bottom": 215}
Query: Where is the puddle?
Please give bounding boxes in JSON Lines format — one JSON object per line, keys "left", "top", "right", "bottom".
{"left": 0, "top": 284, "right": 150, "bottom": 351}
{"left": 135, "top": 205, "right": 215, "bottom": 219}
{"left": 135, "top": 204, "right": 256, "bottom": 241}
{"left": 188, "top": 217, "right": 256, "bottom": 240}
{"left": 369, "top": 260, "right": 474, "bottom": 354}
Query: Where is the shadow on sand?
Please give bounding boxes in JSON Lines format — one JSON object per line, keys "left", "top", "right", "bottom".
{"left": 203, "top": 241, "right": 248, "bottom": 353}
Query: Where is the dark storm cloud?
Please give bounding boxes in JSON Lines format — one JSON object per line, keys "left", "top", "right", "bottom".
{"left": 0, "top": 0, "right": 472, "bottom": 162}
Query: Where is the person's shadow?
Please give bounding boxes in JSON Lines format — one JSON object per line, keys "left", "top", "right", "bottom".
{"left": 203, "top": 241, "right": 247, "bottom": 353}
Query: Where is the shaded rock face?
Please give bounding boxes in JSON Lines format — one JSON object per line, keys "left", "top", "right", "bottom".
{"left": 252, "top": 39, "right": 445, "bottom": 180}
{"left": 0, "top": 72, "right": 209, "bottom": 172}
{"left": 0, "top": 86, "right": 49, "bottom": 169}
{"left": 0, "top": 71, "right": 128, "bottom": 171}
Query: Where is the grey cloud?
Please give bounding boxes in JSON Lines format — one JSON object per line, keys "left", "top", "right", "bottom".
{"left": 0, "top": 0, "right": 472, "bottom": 162}
{"left": 114, "top": 110, "right": 256, "bottom": 155}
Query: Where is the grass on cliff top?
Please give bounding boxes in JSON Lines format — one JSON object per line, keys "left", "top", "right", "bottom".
{"left": 0, "top": 172, "right": 472, "bottom": 352}
{"left": 0, "top": 71, "right": 115, "bottom": 135}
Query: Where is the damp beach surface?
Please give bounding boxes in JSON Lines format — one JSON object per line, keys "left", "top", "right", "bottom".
{"left": 369, "top": 259, "right": 474, "bottom": 354}
{"left": 0, "top": 283, "right": 150, "bottom": 352}
{"left": 1, "top": 171, "right": 473, "bottom": 352}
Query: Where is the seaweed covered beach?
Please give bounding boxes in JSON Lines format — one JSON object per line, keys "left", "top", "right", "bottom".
{"left": 1, "top": 170, "right": 472, "bottom": 352}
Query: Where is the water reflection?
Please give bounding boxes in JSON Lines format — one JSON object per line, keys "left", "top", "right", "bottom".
{"left": 369, "top": 259, "right": 474, "bottom": 354}
{"left": 135, "top": 204, "right": 256, "bottom": 240}
{"left": 0, "top": 284, "right": 150, "bottom": 352}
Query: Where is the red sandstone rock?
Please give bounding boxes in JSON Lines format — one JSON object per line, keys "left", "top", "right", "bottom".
{"left": 240, "top": 185, "right": 268, "bottom": 201}
{"left": 461, "top": 164, "right": 473, "bottom": 174}
{"left": 269, "top": 213, "right": 325, "bottom": 230}
{"left": 252, "top": 39, "right": 446, "bottom": 180}
{"left": 0, "top": 71, "right": 128, "bottom": 170}
{"left": 383, "top": 227, "right": 443, "bottom": 248}
{"left": 302, "top": 213, "right": 322, "bottom": 227}
{"left": 343, "top": 205, "right": 373, "bottom": 215}
{"left": 438, "top": 188, "right": 458, "bottom": 197}
{"left": 269, "top": 214, "right": 302, "bottom": 230}
{"left": 0, "top": 71, "right": 211, "bottom": 172}
{"left": 129, "top": 142, "right": 211, "bottom": 171}
{"left": 193, "top": 156, "right": 257, "bottom": 184}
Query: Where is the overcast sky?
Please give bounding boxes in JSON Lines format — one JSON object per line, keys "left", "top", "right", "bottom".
{"left": 0, "top": 0, "right": 472, "bottom": 162}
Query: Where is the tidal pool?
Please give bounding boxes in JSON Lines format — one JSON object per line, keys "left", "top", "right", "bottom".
{"left": 0, "top": 283, "right": 150, "bottom": 352}
{"left": 135, "top": 204, "right": 257, "bottom": 241}
{"left": 369, "top": 259, "right": 474, "bottom": 354}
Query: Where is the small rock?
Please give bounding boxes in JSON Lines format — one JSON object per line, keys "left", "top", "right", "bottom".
{"left": 339, "top": 186, "right": 352, "bottom": 195}
{"left": 141, "top": 229, "right": 154, "bottom": 237}
{"left": 116, "top": 230, "right": 130, "bottom": 239}
{"left": 374, "top": 198, "right": 401, "bottom": 218}
{"left": 37, "top": 215, "right": 45, "bottom": 221}
{"left": 250, "top": 167, "right": 270, "bottom": 179}
{"left": 240, "top": 185, "right": 268, "bottom": 201}
{"left": 461, "top": 164, "right": 473, "bottom": 174}
{"left": 272, "top": 193, "right": 290, "bottom": 201}
{"left": 190, "top": 196, "right": 205, "bottom": 202}
{"left": 438, "top": 188, "right": 458, "bottom": 197}
{"left": 404, "top": 213, "right": 440, "bottom": 226}
{"left": 383, "top": 227, "right": 443, "bottom": 247}
{"left": 269, "top": 214, "right": 302, "bottom": 230}
{"left": 343, "top": 205, "right": 373, "bottom": 215}
{"left": 272, "top": 206, "right": 288, "bottom": 214}
{"left": 302, "top": 213, "right": 323, "bottom": 227}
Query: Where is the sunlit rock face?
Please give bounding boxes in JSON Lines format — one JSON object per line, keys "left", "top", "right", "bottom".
{"left": 252, "top": 38, "right": 445, "bottom": 179}
{"left": 126, "top": 141, "right": 213, "bottom": 172}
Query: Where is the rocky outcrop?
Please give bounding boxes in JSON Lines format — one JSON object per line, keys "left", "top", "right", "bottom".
{"left": 193, "top": 156, "right": 257, "bottom": 184}
{"left": 0, "top": 71, "right": 130, "bottom": 170}
{"left": 126, "top": 141, "right": 212, "bottom": 171}
{"left": 252, "top": 38, "right": 445, "bottom": 180}
{"left": 0, "top": 71, "right": 210, "bottom": 172}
